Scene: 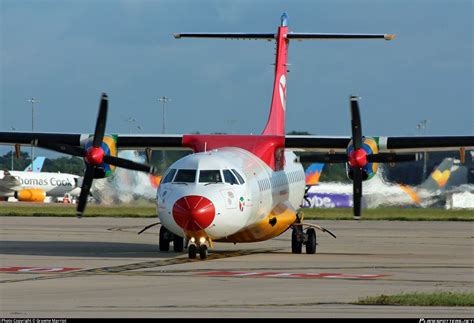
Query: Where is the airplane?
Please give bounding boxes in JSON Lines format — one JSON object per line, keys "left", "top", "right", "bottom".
{"left": 23, "top": 156, "right": 46, "bottom": 172}
{"left": 302, "top": 158, "right": 469, "bottom": 208}
{"left": 0, "top": 168, "right": 81, "bottom": 202}
{"left": 0, "top": 13, "right": 472, "bottom": 260}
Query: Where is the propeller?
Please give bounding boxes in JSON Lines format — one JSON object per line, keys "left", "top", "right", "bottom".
{"left": 298, "top": 96, "right": 420, "bottom": 220}
{"left": 35, "top": 93, "right": 157, "bottom": 218}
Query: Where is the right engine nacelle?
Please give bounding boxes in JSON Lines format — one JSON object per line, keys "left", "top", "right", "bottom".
{"left": 346, "top": 137, "right": 379, "bottom": 181}
{"left": 14, "top": 189, "right": 46, "bottom": 202}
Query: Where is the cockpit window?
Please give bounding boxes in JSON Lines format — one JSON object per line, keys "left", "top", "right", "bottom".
{"left": 174, "top": 169, "right": 196, "bottom": 183}
{"left": 162, "top": 169, "right": 177, "bottom": 184}
{"left": 223, "top": 169, "right": 239, "bottom": 185}
{"left": 231, "top": 169, "right": 245, "bottom": 184}
{"left": 199, "top": 170, "right": 222, "bottom": 183}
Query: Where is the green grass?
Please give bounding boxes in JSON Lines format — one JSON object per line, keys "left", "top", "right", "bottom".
{"left": 0, "top": 202, "right": 157, "bottom": 217}
{"left": 0, "top": 202, "right": 473, "bottom": 220}
{"left": 355, "top": 292, "right": 474, "bottom": 306}
{"left": 300, "top": 207, "right": 474, "bottom": 221}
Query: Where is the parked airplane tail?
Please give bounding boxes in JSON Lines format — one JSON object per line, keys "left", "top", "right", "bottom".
{"left": 24, "top": 156, "right": 46, "bottom": 172}
{"left": 419, "top": 158, "right": 455, "bottom": 191}
{"left": 305, "top": 163, "right": 325, "bottom": 186}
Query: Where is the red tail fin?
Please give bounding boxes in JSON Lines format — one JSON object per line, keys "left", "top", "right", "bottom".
{"left": 262, "top": 13, "right": 289, "bottom": 136}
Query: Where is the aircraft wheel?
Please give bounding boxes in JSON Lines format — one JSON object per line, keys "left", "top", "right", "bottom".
{"left": 188, "top": 244, "right": 197, "bottom": 259}
{"left": 306, "top": 228, "right": 317, "bottom": 254}
{"left": 291, "top": 227, "right": 303, "bottom": 254}
{"left": 199, "top": 245, "right": 208, "bottom": 260}
{"left": 159, "top": 226, "right": 170, "bottom": 251}
{"left": 173, "top": 235, "right": 184, "bottom": 252}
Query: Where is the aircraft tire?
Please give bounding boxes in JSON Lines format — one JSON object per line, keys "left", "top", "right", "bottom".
{"left": 306, "top": 228, "right": 316, "bottom": 254}
{"left": 188, "top": 244, "right": 197, "bottom": 259}
{"left": 199, "top": 245, "right": 208, "bottom": 260}
{"left": 173, "top": 235, "right": 184, "bottom": 252}
{"left": 291, "top": 227, "right": 303, "bottom": 254}
{"left": 159, "top": 226, "right": 170, "bottom": 251}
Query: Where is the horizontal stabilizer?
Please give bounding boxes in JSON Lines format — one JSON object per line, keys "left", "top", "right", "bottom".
{"left": 286, "top": 33, "right": 395, "bottom": 40}
{"left": 173, "top": 33, "right": 275, "bottom": 40}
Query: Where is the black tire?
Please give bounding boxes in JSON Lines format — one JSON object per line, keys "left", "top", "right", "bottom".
{"left": 173, "top": 235, "right": 184, "bottom": 252}
{"left": 306, "top": 228, "right": 316, "bottom": 254}
{"left": 291, "top": 227, "right": 303, "bottom": 254}
{"left": 199, "top": 245, "right": 208, "bottom": 260}
{"left": 159, "top": 226, "right": 170, "bottom": 251}
{"left": 188, "top": 244, "right": 197, "bottom": 259}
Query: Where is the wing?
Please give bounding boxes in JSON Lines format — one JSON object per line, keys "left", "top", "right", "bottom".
{"left": 285, "top": 135, "right": 474, "bottom": 153}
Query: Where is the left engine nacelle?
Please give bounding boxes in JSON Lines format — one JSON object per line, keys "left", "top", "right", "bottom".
{"left": 14, "top": 189, "right": 46, "bottom": 202}
{"left": 83, "top": 135, "right": 118, "bottom": 179}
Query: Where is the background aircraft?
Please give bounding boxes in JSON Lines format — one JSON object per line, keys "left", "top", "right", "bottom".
{"left": 302, "top": 158, "right": 472, "bottom": 209}
{"left": 0, "top": 166, "right": 81, "bottom": 202}
{"left": 0, "top": 13, "right": 472, "bottom": 259}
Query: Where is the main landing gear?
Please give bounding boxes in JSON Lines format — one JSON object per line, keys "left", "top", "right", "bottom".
{"left": 159, "top": 226, "right": 184, "bottom": 252}
{"left": 291, "top": 226, "right": 317, "bottom": 254}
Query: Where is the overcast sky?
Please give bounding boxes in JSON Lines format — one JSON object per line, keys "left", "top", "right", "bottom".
{"left": 1, "top": 0, "right": 472, "bottom": 158}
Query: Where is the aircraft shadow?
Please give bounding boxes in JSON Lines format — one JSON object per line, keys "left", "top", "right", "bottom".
{"left": 0, "top": 240, "right": 182, "bottom": 258}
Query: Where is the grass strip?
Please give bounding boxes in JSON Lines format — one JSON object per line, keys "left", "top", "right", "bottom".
{"left": 355, "top": 292, "right": 474, "bottom": 307}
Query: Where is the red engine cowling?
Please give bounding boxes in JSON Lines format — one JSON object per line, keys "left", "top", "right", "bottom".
{"left": 14, "top": 189, "right": 46, "bottom": 202}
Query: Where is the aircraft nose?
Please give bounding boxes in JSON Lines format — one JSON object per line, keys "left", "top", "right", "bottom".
{"left": 172, "top": 195, "right": 215, "bottom": 231}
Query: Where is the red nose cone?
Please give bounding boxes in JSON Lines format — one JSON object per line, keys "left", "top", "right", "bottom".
{"left": 173, "top": 195, "right": 215, "bottom": 231}
{"left": 349, "top": 149, "right": 368, "bottom": 169}
{"left": 85, "top": 147, "right": 105, "bottom": 166}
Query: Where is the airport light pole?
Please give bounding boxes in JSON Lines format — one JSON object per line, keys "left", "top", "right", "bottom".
{"left": 158, "top": 96, "right": 171, "bottom": 134}
{"left": 10, "top": 126, "right": 15, "bottom": 170}
{"left": 417, "top": 119, "right": 430, "bottom": 180}
{"left": 126, "top": 117, "right": 136, "bottom": 133}
{"left": 27, "top": 98, "right": 39, "bottom": 169}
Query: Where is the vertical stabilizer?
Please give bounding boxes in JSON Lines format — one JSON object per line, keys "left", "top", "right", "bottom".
{"left": 262, "top": 13, "right": 289, "bottom": 136}
{"left": 24, "top": 156, "right": 46, "bottom": 172}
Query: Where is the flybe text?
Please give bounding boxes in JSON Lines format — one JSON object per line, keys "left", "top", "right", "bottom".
{"left": 14, "top": 177, "right": 74, "bottom": 187}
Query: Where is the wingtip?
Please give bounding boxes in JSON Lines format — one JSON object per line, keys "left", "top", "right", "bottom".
{"left": 172, "top": 33, "right": 181, "bottom": 39}
{"left": 384, "top": 34, "right": 396, "bottom": 41}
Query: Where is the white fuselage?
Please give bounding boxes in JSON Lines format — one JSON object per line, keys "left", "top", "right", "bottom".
{"left": 157, "top": 147, "right": 305, "bottom": 240}
{"left": 0, "top": 170, "right": 81, "bottom": 197}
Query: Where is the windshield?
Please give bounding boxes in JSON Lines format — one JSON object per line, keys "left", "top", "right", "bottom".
{"left": 174, "top": 169, "right": 197, "bottom": 183}
{"left": 199, "top": 170, "right": 222, "bottom": 183}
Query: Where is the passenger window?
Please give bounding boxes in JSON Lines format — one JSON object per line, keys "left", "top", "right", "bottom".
{"left": 162, "top": 169, "right": 177, "bottom": 184}
{"left": 231, "top": 169, "right": 245, "bottom": 184}
{"left": 174, "top": 169, "right": 196, "bottom": 183}
{"left": 199, "top": 170, "right": 222, "bottom": 183}
{"left": 223, "top": 170, "right": 239, "bottom": 185}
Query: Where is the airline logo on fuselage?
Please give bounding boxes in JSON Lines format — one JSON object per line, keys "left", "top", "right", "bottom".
{"left": 279, "top": 74, "right": 286, "bottom": 111}
{"left": 14, "top": 176, "right": 74, "bottom": 187}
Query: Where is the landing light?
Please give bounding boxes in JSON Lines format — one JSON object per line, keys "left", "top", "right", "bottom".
{"left": 190, "top": 237, "right": 196, "bottom": 243}
{"left": 199, "top": 237, "right": 206, "bottom": 244}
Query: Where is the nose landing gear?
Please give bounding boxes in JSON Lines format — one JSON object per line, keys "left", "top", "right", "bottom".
{"left": 188, "top": 237, "right": 209, "bottom": 260}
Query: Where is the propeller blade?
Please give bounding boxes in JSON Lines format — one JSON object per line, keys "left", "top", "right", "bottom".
{"left": 92, "top": 93, "right": 108, "bottom": 148}
{"left": 103, "top": 155, "right": 158, "bottom": 174}
{"left": 352, "top": 167, "right": 363, "bottom": 220}
{"left": 36, "top": 142, "right": 85, "bottom": 158}
{"left": 367, "top": 153, "right": 421, "bottom": 163}
{"left": 77, "top": 163, "right": 95, "bottom": 218}
{"left": 350, "top": 95, "right": 363, "bottom": 150}
{"left": 298, "top": 153, "right": 348, "bottom": 164}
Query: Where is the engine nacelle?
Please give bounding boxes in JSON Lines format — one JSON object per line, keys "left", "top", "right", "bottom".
{"left": 83, "top": 135, "right": 118, "bottom": 179}
{"left": 346, "top": 137, "right": 379, "bottom": 181}
{"left": 14, "top": 189, "right": 46, "bottom": 202}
